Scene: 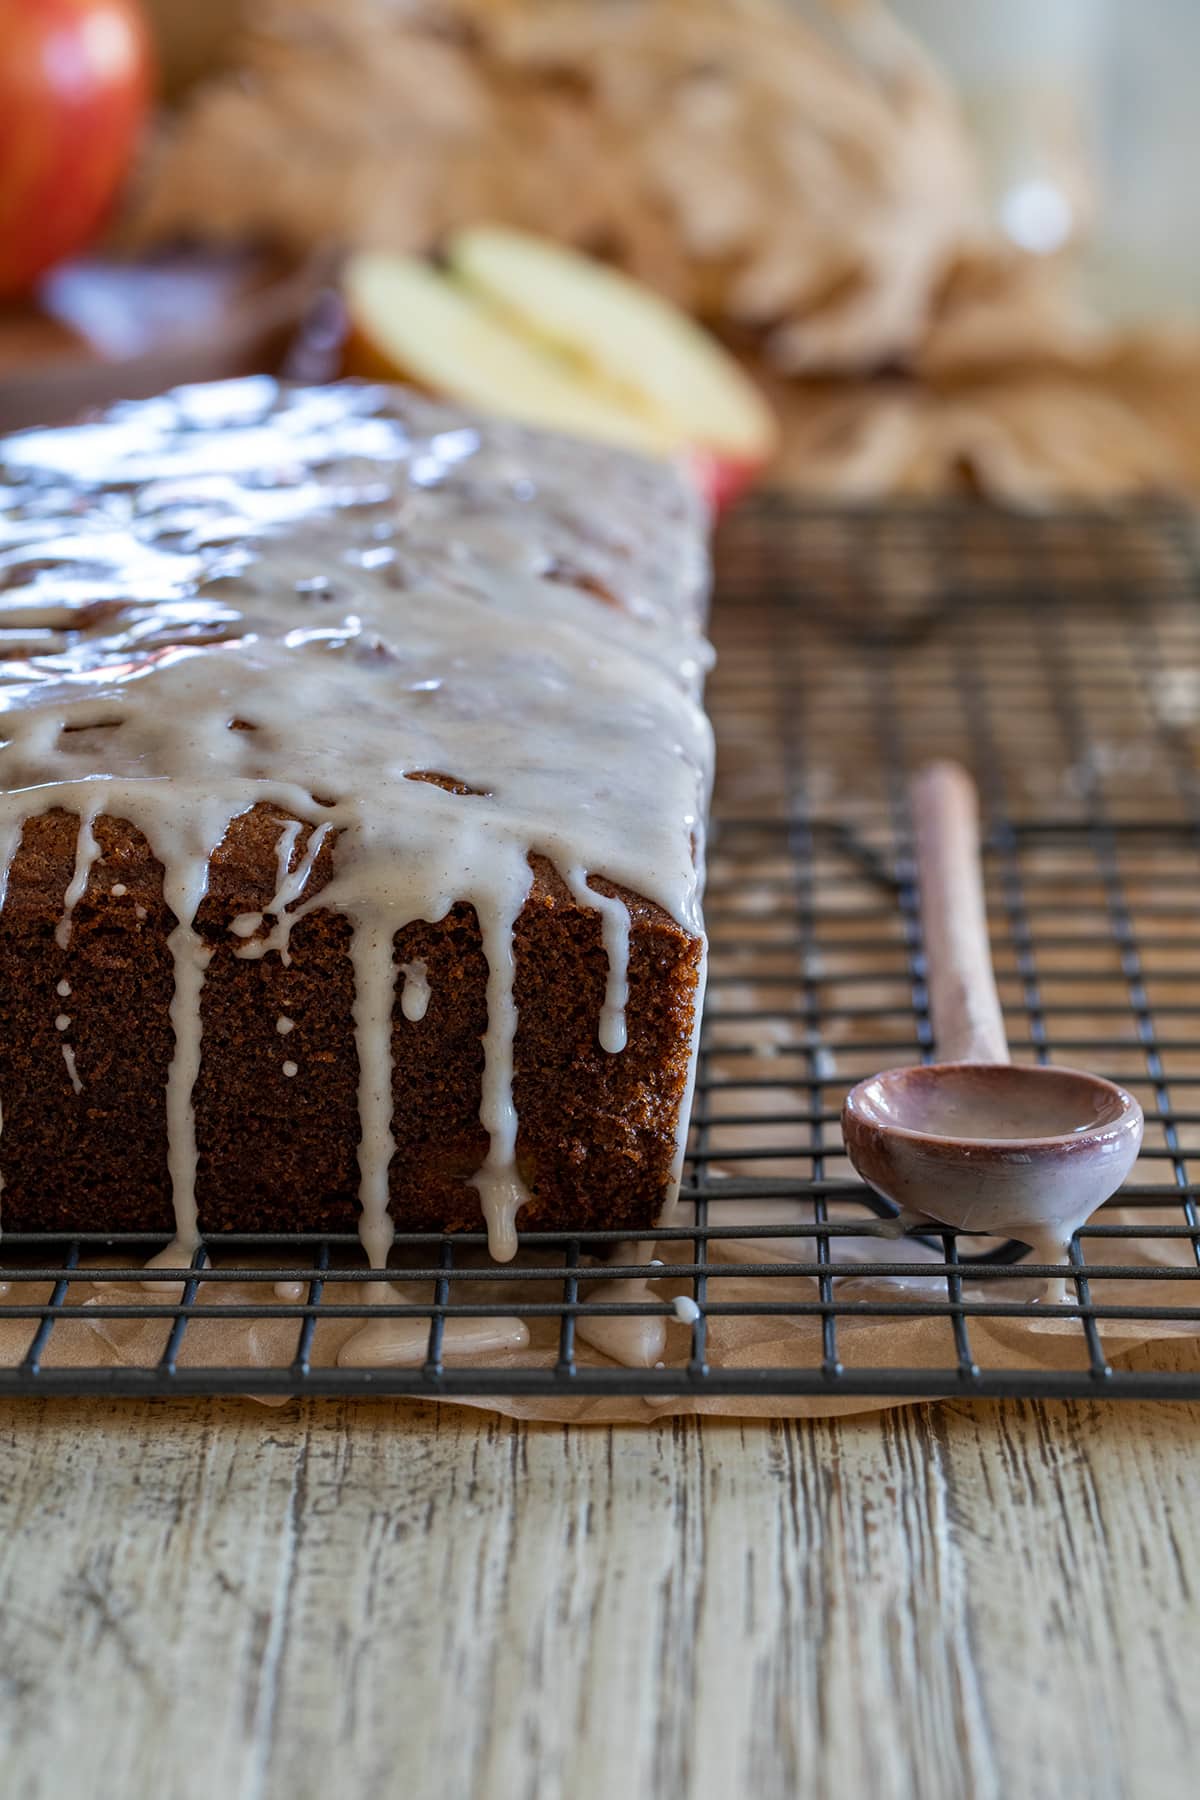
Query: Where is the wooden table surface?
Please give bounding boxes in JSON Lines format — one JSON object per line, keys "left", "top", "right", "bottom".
{"left": 0, "top": 314, "right": 1197, "bottom": 1800}
{"left": 2, "top": 1339, "right": 1197, "bottom": 1800}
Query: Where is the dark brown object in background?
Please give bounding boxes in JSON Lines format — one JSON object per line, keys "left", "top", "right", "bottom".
{"left": 140, "top": 0, "right": 249, "bottom": 99}
{"left": 0, "top": 250, "right": 333, "bottom": 433}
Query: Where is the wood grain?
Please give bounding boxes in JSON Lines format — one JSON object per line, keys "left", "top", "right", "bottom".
{"left": 1, "top": 1350, "right": 1197, "bottom": 1800}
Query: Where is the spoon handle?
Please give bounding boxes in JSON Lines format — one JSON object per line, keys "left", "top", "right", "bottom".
{"left": 911, "top": 761, "right": 1010, "bottom": 1065}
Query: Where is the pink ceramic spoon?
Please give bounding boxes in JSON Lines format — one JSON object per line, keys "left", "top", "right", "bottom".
{"left": 842, "top": 762, "right": 1143, "bottom": 1296}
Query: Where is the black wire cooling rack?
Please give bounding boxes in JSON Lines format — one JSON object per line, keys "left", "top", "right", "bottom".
{"left": 4, "top": 497, "right": 1200, "bottom": 1401}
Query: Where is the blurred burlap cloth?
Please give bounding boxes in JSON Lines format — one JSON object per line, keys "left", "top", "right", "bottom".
{"left": 126, "top": 0, "right": 1200, "bottom": 502}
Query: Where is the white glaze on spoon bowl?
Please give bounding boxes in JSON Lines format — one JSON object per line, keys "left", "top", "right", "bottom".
{"left": 842, "top": 763, "right": 1144, "bottom": 1294}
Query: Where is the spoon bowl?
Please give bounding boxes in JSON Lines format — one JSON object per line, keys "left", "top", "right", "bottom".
{"left": 843, "top": 1061, "right": 1144, "bottom": 1250}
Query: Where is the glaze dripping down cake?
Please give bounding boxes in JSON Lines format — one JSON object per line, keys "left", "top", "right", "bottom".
{"left": 0, "top": 380, "right": 712, "bottom": 1264}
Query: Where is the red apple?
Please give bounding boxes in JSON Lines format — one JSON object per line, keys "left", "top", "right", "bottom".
{"left": 0, "top": 0, "right": 154, "bottom": 298}
{"left": 684, "top": 447, "right": 763, "bottom": 515}
{"left": 343, "top": 232, "right": 778, "bottom": 512}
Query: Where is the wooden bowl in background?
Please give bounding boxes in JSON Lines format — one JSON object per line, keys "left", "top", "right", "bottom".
{"left": 0, "top": 247, "right": 338, "bottom": 433}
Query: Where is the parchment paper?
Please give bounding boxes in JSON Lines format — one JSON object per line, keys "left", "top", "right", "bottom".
{"left": 2, "top": 1197, "right": 1194, "bottom": 1419}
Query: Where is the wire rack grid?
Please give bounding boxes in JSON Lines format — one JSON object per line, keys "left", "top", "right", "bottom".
{"left": 3, "top": 498, "right": 1200, "bottom": 1400}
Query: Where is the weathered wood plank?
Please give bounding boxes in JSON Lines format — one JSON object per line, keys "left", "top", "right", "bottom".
{"left": 0, "top": 1359, "right": 1197, "bottom": 1800}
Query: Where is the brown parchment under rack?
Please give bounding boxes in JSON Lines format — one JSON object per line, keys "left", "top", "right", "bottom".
{"left": 3, "top": 498, "right": 1200, "bottom": 1411}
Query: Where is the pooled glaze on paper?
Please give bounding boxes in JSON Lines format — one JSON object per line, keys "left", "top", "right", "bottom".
{"left": 575, "top": 1240, "right": 669, "bottom": 1368}
{"left": 0, "top": 379, "right": 712, "bottom": 1275}
{"left": 336, "top": 1279, "right": 531, "bottom": 1368}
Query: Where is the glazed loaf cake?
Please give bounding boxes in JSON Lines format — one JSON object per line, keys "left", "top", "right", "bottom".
{"left": 0, "top": 380, "right": 712, "bottom": 1264}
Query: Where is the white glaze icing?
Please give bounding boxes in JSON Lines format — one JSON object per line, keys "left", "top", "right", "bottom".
{"left": 574, "top": 1276, "right": 669, "bottom": 1367}
{"left": 234, "top": 821, "right": 332, "bottom": 965}
{"left": 0, "top": 379, "right": 711, "bottom": 1266}
{"left": 336, "top": 1278, "right": 531, "bottom": 1367}
{"left": 56, "top": 802, "right": 101, "bottom": 948}
{"left": 139, "top": 1237, "right": 199, "bottom": 1301}
{"left": 399, "top": 959, "right": 430, "bottom": 1023}
{"left": 575, "top": 1237, "right": 668, "bottom": 1367}
{"left": 338, "top": 1308, "right": 531, "bottom": 1368}
{"left": 566, "top": 877, "right": 630, "bottom": 1054}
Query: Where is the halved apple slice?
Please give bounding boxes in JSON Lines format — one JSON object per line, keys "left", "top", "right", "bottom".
{"left": 343, "top": 252, "right": 673, "bottom": 456}
{"left": 449, "top": 225, "right": 779, "bottom": 480}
